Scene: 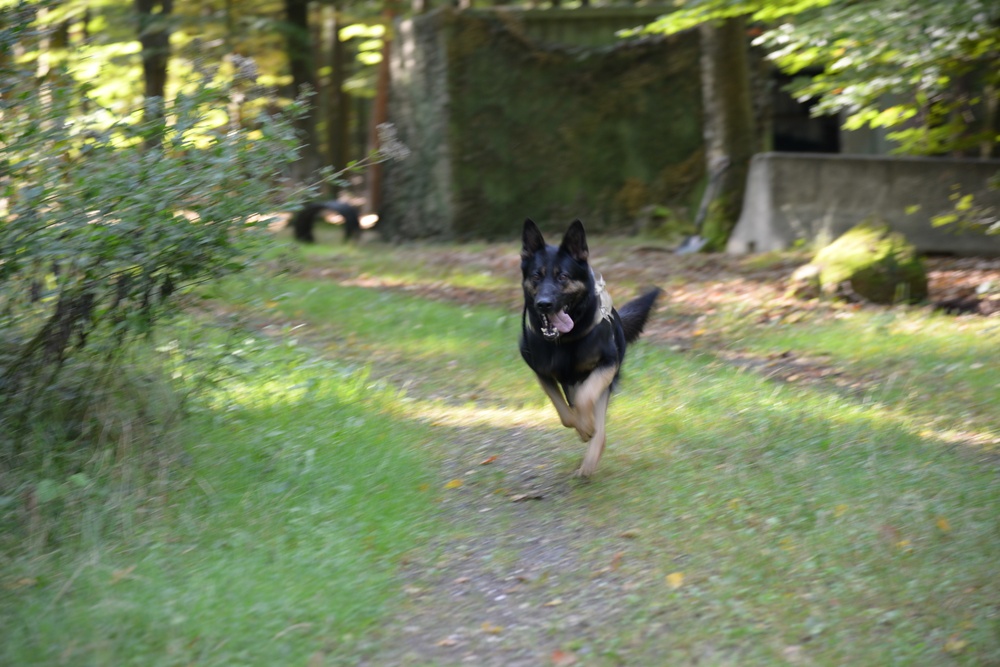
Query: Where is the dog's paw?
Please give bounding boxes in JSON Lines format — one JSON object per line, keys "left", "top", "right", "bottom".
{"left": 575, "top": 417, "right": 595, "bottom": 442}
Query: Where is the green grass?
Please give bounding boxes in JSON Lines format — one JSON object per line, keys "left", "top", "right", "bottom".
{"left": 262, "top": 239, "right": 999, "bottom": 664}
{"left": 4, "top": 235, "right": 998, "bottom": 665}
{"left": 597, "top": 352, "right": 998, "bottom": 663}
{"left": 1, "top": 320, "right": 439, "bottom": 666}
{"left": 710, "top": 304, "right": 1000, "bottom": 435}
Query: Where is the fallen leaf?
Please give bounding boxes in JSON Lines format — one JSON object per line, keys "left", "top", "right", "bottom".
{"left": 666, "top": 572, "right": 685, "bottom": 589}
{"left": 480, "top": 455, "right": 498, "bottom": 465}
{"left": 610, "top": 551, "right": 624, "bottom": 570}
{"left": 436, "top": 637, "right": 458, "bottom": 647}
{"left": 110, "top": 565, "right": 136, "bottom": 585}
{"left": 543, "top": 598, "right": 563, "bottom": 607}
{"left": 834, "top": 504, "right": 849, "bottom": 517}
{"left": 618, "top": 528, "right": 641, "bottom": 539}
{"left": 944, "top": 635, "right": 968, "bottom": 654}
{"left": 444, "top": 479, "right": 463, "bottom": 490}
{"left": 510, "top": 492, "right": 544, "bottom": 502}
{"left": 936, "top": 516, "right": 952, "bottom": 533}
{"left": 551, "top": 649, "right": 579, "bottom": 666}
{"left": 480, "top": 621, "right": 503, "bottom": 634}
{"left": 453, "top": 576, "right": 470, "bottom": 584}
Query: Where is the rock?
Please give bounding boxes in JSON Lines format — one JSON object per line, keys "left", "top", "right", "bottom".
{"left": 809, "top": 221, "right": 928, "bottom": 304}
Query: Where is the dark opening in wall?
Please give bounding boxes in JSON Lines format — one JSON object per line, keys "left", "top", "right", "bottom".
{"left": 772, "top": 70, "right": 841, "bottom": 153}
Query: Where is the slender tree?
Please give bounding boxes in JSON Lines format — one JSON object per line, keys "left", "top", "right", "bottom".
{"left": 697, "top": 16, "right": 756, "bottom": 249}
{"left": 135, "top": 0, "right": 173, "bottom": 134}
{"left": 284, "top": 0, "right": 322, "bottom": 180}
{"left": 325, "top": 3, "right": 352, "bottom": 181}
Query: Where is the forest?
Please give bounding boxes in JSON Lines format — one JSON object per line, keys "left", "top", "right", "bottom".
{"left": 2, "top": 1, "right": 999, "bottom": 665}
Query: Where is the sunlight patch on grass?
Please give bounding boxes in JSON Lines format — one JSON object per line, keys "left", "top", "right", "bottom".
{"left": 343, "top": 270, "right": 508, "bottom": 293}
{"left": 398, "top": 398, "right": 554, "bottom": 430}
{"left": 1, "top": 321, "right": 440, "bottom": 666}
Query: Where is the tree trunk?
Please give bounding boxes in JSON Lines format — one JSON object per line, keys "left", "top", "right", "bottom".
{"left": 327, "top": 5, "right": 352, "bottom": 183}
{"left": 698, "top": 16, "right": 756, "bottom": 250}
{"left": 284, "top": 0, "right": 322, "bottom": 182}
{"left": 366, "top": 9, "right": 393, "bottom": 214}
{"left": 135, "top": 0, "right": 173, "bottom": 134}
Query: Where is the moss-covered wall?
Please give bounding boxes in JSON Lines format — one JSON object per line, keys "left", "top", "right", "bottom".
{"left": 382, "top": 8, "right": 704, "bottom": 241}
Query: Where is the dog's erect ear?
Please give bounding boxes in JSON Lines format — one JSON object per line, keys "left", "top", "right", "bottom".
{"left": 522, "top": 218, "right": 546, "bottom": 260}
{"left": 559, "top": 219, "right": 589, "bottom": 263}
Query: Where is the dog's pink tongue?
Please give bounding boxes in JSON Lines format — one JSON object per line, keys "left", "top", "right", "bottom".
{"left": 552, "top": 310, "right": 574, "bottom": 333}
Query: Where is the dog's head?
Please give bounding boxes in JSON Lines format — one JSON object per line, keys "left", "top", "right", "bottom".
{"left": 521, "top": 218, "right": 594, "bottom": 340}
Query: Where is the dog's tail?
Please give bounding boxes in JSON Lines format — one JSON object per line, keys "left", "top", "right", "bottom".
{"left": 618, "top": 288, "right": 661, "bottom": 343}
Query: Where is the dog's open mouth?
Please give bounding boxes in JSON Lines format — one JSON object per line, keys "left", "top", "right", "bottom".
{"left": 540, "top": 309, "right": 574, "bottom": 339}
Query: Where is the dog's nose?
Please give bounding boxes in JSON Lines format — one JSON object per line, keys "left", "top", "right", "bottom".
{"left": 535, "top": 298, "right": 554, "bottom": 313}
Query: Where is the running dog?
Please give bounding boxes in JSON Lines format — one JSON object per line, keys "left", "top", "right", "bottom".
{"left": 519, "top": 218, "right": 660, "bottom": 476}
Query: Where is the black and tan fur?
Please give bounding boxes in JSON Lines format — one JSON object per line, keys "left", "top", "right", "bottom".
{"left": 519, "top": 218, "right": 660, "bottom": 476}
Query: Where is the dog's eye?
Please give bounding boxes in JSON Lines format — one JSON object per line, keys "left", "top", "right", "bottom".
{"left": 532, "top": 269, "right": 544, "bottom": 283}
{"left": 556, "top": 272, "right": 568, "bottom": 283}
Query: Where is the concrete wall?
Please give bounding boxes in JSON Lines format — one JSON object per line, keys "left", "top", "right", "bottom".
{"left": 380, "top": 8, "right": 704, "bottom": 241}
{"left": 727, "top": 153, "right": 1000, "bottom": 256}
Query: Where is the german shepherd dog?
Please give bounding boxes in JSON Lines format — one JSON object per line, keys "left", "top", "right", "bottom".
{"left": 520, "top": 219, "right": 660, "bottom": 477}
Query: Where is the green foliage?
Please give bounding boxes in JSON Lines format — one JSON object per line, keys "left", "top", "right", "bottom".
{"left": 0, "top": 8, "right": 305, "bottom": 464}
{"left": 0, "top": 318, "right": 439, "bottom": 665}
{"left": 641, "top": 0, "right": 1000, "bottom": 156}
{"left": 932, "top": 173, "right": 1000, "bottom": 236}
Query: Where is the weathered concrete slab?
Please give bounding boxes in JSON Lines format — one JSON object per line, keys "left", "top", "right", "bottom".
{"left": 727, "top": 152, "right": 1000, "bottom": 256}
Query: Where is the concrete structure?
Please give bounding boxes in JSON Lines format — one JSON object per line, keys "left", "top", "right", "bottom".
{"left": 727, "top": 153, "right": 1000, "bottom": 256}
{"left": 381, "top": 7, "right": 703, "bottom": 240}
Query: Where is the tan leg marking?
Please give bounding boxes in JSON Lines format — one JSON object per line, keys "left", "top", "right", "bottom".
{"left": 569, "top": 365, "right": 617, "bottom": 442}
{"left": 576, "top": 386, "right": 611, "bottom": 477}
{"left": 537, "top": 376, "right": 579, "bottom": 432}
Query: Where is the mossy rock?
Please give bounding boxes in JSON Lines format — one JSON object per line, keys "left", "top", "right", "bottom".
{"left": 811, "top": 221, "right": 928, "bottom": 304}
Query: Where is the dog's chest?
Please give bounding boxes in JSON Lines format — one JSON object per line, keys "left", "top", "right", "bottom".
{"left": 522, "top": 335, "right": 602, "bottom": 384}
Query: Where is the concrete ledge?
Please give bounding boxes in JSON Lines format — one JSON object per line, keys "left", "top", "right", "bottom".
{"left": 727, "top": 152, "right": 1000, "bottom": 256}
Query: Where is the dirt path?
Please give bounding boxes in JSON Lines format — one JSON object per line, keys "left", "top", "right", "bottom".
{"left": 295, "top": 248, "right": 999, "bottom": 665}
{"left": 360, "top": 421, "right": 665, "bottom": 667}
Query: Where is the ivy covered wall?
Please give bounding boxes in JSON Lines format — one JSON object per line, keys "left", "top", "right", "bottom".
{"left": 382, "top": 8, "right": 704, "bottom": 241}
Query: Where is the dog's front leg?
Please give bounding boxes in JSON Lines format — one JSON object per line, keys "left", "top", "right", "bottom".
{"left": 576, "top": 386, "right": 611, "bottom": 478}
{"left": 569, "top": 366, "right": 617, "bottom": 441}
{"left": 536, "top": 375, "right": 579, "bottom": 431}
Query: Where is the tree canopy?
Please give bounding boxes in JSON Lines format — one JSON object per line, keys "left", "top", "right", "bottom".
{"left": 641, "top": 0, "right": 1000, "bottom": 157}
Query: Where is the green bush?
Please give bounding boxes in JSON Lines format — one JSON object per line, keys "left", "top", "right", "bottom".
{"left": 0, "top": 14, "right": 304, "bottom": 467}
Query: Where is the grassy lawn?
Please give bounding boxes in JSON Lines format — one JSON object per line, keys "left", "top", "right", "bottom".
{"left": 3, "top": 231, "right": 997, "bottom": 665}
{"left": 1, "top": 320, "right": 440, "bottom": 666}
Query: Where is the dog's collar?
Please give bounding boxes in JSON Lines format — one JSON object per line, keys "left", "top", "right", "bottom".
{"left": 592, "top": 270, "right": 613, "bottom": 326}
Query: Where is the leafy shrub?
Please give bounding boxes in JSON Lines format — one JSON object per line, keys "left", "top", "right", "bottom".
{"left": 0, "top": 13, "right": 305, "bottom": 467}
